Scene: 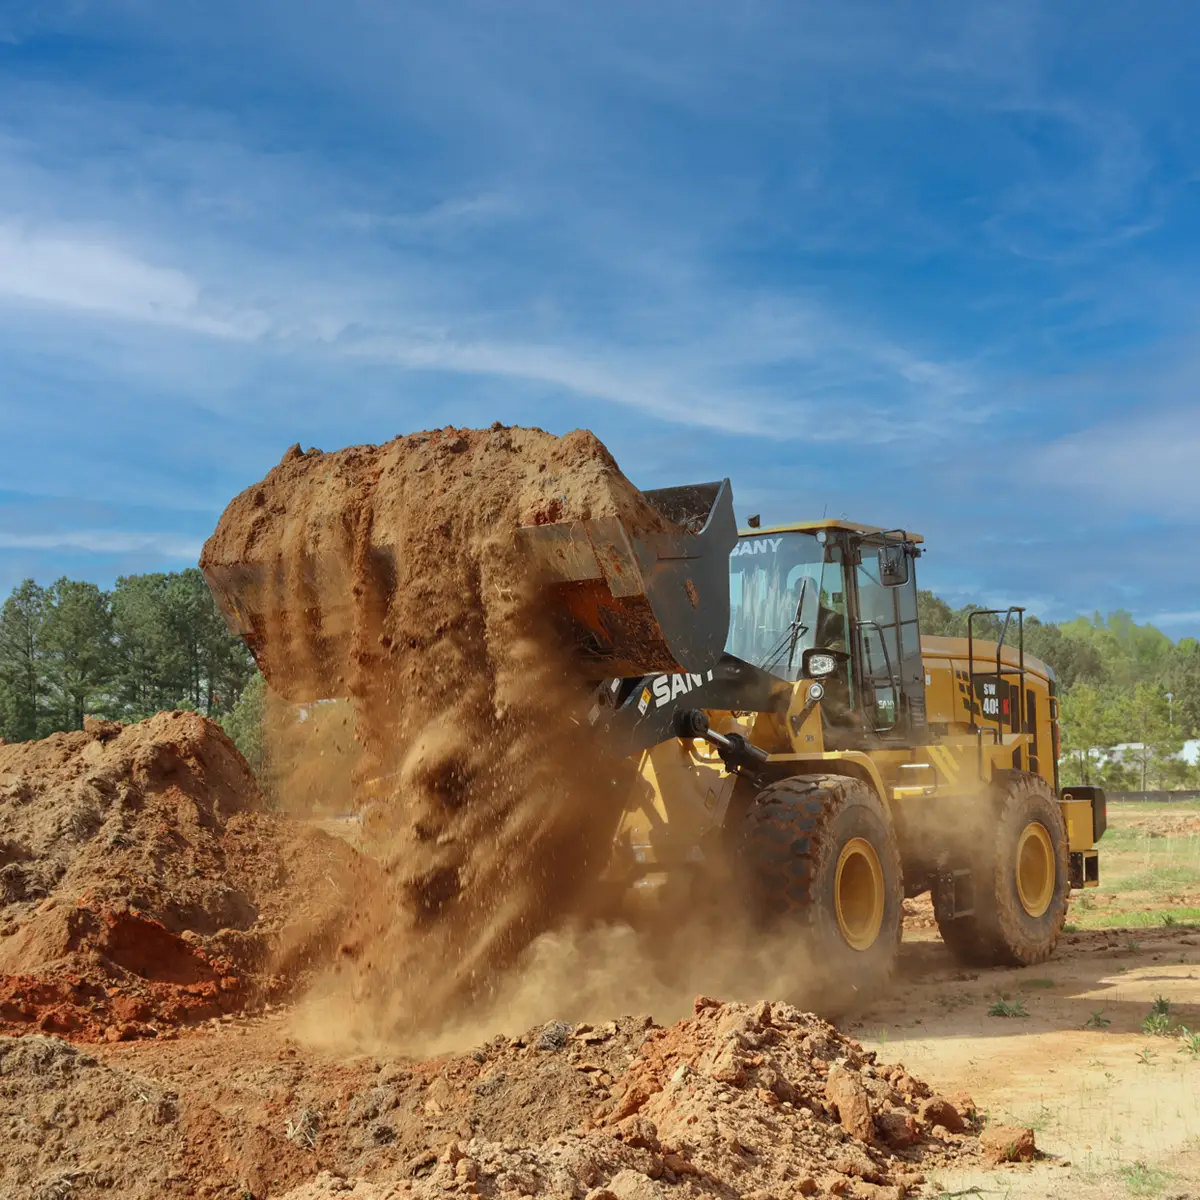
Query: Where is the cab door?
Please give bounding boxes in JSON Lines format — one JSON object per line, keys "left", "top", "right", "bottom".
{"left": 851, "top": 540, "right": 925, "bottom": 738}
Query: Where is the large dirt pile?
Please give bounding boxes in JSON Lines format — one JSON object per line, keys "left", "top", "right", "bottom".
{"left": 201, "top": 426, "right": 670, "bottom": 1042}
{"left": 0, "top": 999, "right": 982, "bottom": 1200}
{"left": 272, "top": 998, "right": 981, "bottom": 1200}
{"left": 0, "top": 711, "right": 362, "bottom": 1039}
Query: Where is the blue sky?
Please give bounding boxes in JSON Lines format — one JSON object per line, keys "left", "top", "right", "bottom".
{"left": 1, "top": 1, "right": 1199, "bottom": 632}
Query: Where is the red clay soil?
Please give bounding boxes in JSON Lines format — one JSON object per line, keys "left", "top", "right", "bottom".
{"left": 1, "top": 997, "right": 982, "bottom": 1200}
{"left": 0, "top": 711, "right": 363, "bottom": 1041}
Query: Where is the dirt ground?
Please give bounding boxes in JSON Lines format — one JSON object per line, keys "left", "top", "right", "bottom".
{"left": 852, "top": 802, "right": 1200, "bottom": 1200}
{"left": 57, "top": 997, "right": 980, "bottom": 1200}
{"left": 2, "top": 801, "right": 1196, "bottom": 1200}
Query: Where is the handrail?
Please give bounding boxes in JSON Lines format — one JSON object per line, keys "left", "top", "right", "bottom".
{"left": 967, "top": 606, "right": 1027, "bottom": 768}
{"left": 976, "top": 724, "right": 1002, "bottom": 777}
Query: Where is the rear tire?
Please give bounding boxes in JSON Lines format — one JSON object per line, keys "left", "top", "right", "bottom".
{"left": 738, "top": 774, "right": 903, "bottom": 1013}
{"left": 934, "top": 771, "right": 1069, "bottom": 967}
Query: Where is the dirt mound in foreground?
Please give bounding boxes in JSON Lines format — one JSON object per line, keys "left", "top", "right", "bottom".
{"left": 0, "top": 999, "right": 981, "bottom": 1200}
{"left": 274, "top": 998, "right": 980, "bottom": 1200}
{"left": 0, "top": 1035, "right": 185, "bottom": 1198}
{"left": 0, "top": 712, "right": 362, "bottom": 1039}
{"left": 202, "top": 426, "right": 670, "bottom": 1042}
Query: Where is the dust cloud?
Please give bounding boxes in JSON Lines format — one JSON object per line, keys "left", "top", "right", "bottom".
{"left": 319, "top": 908, "right": 828, "bottom": 1058}
{"left": 201, "top": 425, "right": 688, "bottom": 1046}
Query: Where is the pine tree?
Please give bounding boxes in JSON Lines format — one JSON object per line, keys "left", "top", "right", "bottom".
{"left": 0, "top": 580, "right": 49, "bottom": 740}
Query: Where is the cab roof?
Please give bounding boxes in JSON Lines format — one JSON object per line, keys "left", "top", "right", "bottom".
{"left": 737, "top": 518, "right": 924, "bottom": 544}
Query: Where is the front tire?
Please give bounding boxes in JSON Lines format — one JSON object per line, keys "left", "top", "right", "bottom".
{"left": 738, "top": 774, "right": 903, "bottom": 1013}
{"left": 935, "top": 771, "right": 1069, "bottom": 967}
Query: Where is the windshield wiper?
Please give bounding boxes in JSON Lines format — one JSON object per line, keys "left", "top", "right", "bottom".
{"left": 786, "top": 576, "right": 810, "bottom": 675}
{"left": 760, "top": 578, "right": 809, "bottom": 676}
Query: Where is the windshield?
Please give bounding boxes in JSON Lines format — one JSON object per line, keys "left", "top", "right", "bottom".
{"left": 727, "top": 531, "right": 846, "bottom": 681}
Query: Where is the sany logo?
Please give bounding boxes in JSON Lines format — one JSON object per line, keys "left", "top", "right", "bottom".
{"left": 637, "top": 669, "right": 716, "bottom": 715}
{"left": 730, "top": 537, "right": 783, "bottom": 557}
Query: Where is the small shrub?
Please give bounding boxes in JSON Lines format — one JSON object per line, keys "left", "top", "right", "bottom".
{"left": 988, "top": 997, "right": 1029, "bottom": 1018}
{"left": 1143, "top": 1012, "right": 1173, "bottom": 1037}
{"left": 1118, "top": 1160, "right": 1171, "bottom": 1197}
{"left": 1177, "top": 1026, "right": 1200, "bottom": 1058}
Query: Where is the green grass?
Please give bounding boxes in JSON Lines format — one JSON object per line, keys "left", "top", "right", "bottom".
{"left": 1100, "top": 824, "right": 1147, "bottom": 843}
{"left": 988, "top": 997, "right": 1029, "bottom": 1018}
{"left": 1118, "top": 1161, "right": 1173, "bottom": 1197}
{"left": 1069, "top": 906, "right": 1200, "bottom": 930}
{"left": 1103, "top": 865, "right": 1200, "bottom": 894}
{"left": 1112, "top": 800, "right": 1200, "bottom": 814}
{"left": 1177, "top": 1026, "right": 1200, "bottom": 1058}
{"left": 1084, "top": 1008, "right": 1112, "bottom": 1029}
{"left": 1143, "top": 1012, "right": 1173, "bottom": 1036}
{"left": 1143, "top": 997, "right": 1174, "bottom": 1036}
{"left": 1111, "top": 832, "right": 1200, "bottom": 851}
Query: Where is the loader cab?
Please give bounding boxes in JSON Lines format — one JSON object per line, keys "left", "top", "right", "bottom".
{"left": 727, "top": 521, "right": 926, "bottom": 742}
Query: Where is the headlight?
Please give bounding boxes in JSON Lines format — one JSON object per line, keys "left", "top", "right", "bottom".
{"left": 808, "top": 652, "right": 838, "bottom": 678}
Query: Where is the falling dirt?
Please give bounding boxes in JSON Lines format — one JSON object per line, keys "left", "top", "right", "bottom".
{"left": 200, "top": 426, "right": 681, "bottom": 1045}
{"left": 0, "top": 711, "right": 363, "bottom": 1040}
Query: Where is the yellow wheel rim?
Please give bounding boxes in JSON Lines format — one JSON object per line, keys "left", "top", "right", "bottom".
{"left": 834, "top": 837, "right": 886, "bottom": 951}
{"left": 1016, "top": 821, "right": 1055, "bottom": 918}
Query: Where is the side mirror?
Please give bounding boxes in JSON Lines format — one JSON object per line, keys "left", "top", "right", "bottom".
{"left": 803, "top": 647, "right": 849, "bottom": 678}
{"left": 879, "top": 544, "right": 909, "bottom": 587}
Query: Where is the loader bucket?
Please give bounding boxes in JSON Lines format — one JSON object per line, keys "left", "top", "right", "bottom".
{"left": 202, "top": 477, "right": 737, "bottom": 699}
{"left": 515, "top": 478, "right": 737, "bottom": 678}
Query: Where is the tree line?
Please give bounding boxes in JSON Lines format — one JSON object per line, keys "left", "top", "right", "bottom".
{"left": 0, "top": 571, "right": 255, "bottom": 742}
{"left": 2, "top": 571, "right": 1198, "bottom": 792}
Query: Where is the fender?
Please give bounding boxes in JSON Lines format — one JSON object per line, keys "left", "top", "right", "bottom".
{"left": 758, "top": 750, "right": 891, "bottom": 813}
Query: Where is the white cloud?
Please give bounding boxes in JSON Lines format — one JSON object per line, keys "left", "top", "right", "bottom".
{"left": 339, "top": 309, "right": 980, "bottom": 442}
{"left": 1148, "top": 611, "right": 1200, "bottom": 627}
{"left": 0, "top": 221, "right": 268, "bottom": 338}
{"left": 0, "top": 530, "right": 204, "bottom": 557}
{"left": 1034, "top": 407, "right": 1200, "bottom": 511}
{"left": 341, "top": 192, "right": 520, "bottom": 237}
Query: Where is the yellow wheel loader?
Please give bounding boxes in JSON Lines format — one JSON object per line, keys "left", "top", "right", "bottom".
{"left": 521, "top": 492, "right": 1105, "bottom": 1001}
{"left": 205, "top": 472, "right": 1104, "bottom": 1005}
